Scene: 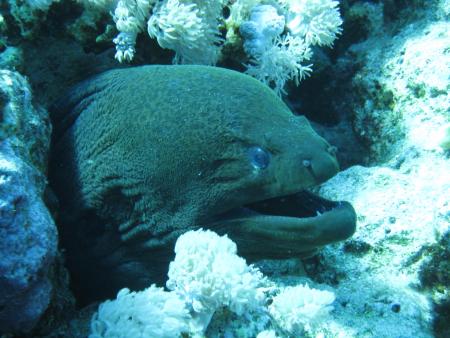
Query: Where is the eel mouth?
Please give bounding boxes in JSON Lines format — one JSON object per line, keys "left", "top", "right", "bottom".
{"left": 212, "top": 190, "right": 357, "bottom": 259}
{"left": 245, "top": 190, "right": 346, "bottom": 219}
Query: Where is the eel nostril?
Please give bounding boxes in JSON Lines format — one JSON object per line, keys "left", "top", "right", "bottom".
{"left": 328, "top": 145, "right": 338, "bottom": 156}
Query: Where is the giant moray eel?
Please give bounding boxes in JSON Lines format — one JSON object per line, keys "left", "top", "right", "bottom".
{"left": 49, "top": 65, "right": 356, "bottom": 302}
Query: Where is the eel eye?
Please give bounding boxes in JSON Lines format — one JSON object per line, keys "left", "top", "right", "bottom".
{"left": 248, "top": 146, "right": 270, "bottom": 169}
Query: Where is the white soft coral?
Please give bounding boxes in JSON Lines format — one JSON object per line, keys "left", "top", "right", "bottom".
{"left": 113, "top": 0, "right": 154, "bottom": 62}
{"left": 241, "top": 0, "right": 342, "bottom": 94}
{"left": 284, "top": 0, "right": 343, "bottom": 46}
{"left": 147, "top": 0, "right": 225, "bottom": 64}
{"left": 269, "top": 284, "right": 335, "bottom": 335}
{"left": 239, "top": 4, "right": 286, "bottom": 57}
{"left": 167, "top": 229, "right": 268, "bottom": 333}
{"left": 89, "top": 285, "right": 190, "bottom": 338}
{"left": 245, "top": 33, "right": 313, "bottom": 96}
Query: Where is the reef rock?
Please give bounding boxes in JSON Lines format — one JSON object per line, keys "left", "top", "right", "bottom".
{"left": 0, "top": 70, "right": 57, "bottom": 334}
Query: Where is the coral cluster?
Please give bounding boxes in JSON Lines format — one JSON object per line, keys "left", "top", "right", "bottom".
{"left": 106, "top": 0, "right": 342, "bottom": 93}
{"left": 7, "top": 0, "right": 342, "bottom": 94}
{"left": 89, "top": 229, "right": 336, "bottom": 337}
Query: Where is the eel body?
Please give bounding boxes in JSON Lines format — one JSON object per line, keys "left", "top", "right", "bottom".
{"left": 49, "top": 65, "right": 356, "bottom": 302}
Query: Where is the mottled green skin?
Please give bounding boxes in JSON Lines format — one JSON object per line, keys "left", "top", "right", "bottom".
{"left": 50, "top": 65, "right": 354, "bottom": 302}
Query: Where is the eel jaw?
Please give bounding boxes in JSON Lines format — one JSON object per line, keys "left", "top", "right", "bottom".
{"left": 211, "top": 190, "right": 357, "bottom": 260}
